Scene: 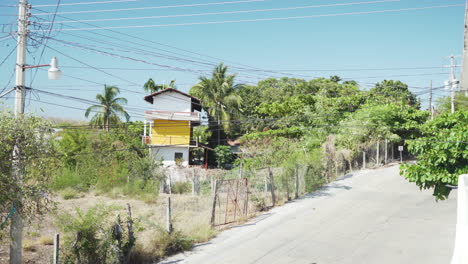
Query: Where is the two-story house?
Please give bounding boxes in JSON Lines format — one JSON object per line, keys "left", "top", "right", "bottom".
{"left": 143, "top": 88, "right": 202, "bottom": 167}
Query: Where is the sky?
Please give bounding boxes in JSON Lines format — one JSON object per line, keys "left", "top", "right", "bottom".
{"left": 0, "top": 0, "right": 466, "bottom": 122}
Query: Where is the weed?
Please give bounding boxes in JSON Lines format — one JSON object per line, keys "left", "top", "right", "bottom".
{"left": 60, "top": 187, "right": 82, "bottom": 200}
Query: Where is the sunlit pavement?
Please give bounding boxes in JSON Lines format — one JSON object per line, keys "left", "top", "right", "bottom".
{"left": 159, "top": 165, "right": 456, "bottom": 264}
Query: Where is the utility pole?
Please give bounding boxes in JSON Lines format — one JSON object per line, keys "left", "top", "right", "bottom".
{"left": 428, "top": 80, "right": 433, "bottom": 120}
{"left": 460, "top": 0, "right": 468, "bottom": 96}
{"left": 11, "top": 1, "right": 29, "bottom": 263}
{"left": 445, "top": 55, "right": 460, "bottom": 114}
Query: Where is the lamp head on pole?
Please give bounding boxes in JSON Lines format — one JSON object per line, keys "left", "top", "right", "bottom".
{"left": 48, "top": 57, "right": 62, "bottom": 80}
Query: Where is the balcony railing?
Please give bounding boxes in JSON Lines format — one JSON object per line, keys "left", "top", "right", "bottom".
{"left": 144, "top": 111, "right": 200, "bottom": 122}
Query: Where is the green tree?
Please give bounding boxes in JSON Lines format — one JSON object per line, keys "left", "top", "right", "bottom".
{"left": 400, "top": 110, "right": 468, "bottom": 200}
{"left": 85, "top": 85, "right": 130, "bottom": 132}
{"left": 190, "top": 63, "right": 243, "bottom": 137}
{"left": 330, "top": 75, "right": 342, "bottom": 83}
{"left": 143, "top": 78, "right": 176, "bottom": 93}
{"left": 214, "top": 145, "right": 235, "bottom": 168}
{"left": 370, "top": 80, "right": 420, "bottom": 108}
{"left": 193, "top": 126, "right": 212, "bottom": 144}
{"left": 436, "top": 92, "right": 468, "bottom": 114}
{"left": 0, "top": 112, "right": 58, "bottom": 238}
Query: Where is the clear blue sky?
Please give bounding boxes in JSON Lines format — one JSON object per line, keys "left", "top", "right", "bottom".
{"left": 0, "top": 0, "right": 466, "bottom": 122}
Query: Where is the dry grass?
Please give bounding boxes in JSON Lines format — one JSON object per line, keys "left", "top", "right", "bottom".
{"left": 38, "top": 236, "right": 54, "bottom": 246}
{"left": 22, "top": 240, "right": 37, "bottom": 252}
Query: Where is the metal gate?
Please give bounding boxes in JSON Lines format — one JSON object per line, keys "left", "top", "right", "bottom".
{"left": 214, "top": 178, "right": 249, "bottom": 226}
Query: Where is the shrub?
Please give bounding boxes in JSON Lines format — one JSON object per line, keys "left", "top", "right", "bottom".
{"left": 171, "top": 182, "right": 191, "bottom": 194}
{"left": 57, "top": 204, "right": 135, "bottom": 264}
{"left": 151, "top": 230, "right": 193, "bottom": 257}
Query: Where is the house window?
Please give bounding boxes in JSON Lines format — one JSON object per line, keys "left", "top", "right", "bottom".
{"left": 174, "top": 152, "right": 183, "bottom": 160}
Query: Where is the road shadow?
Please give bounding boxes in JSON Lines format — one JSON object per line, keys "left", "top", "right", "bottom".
{"left": 298, "top": 173, "right": 355, "bottom": 200}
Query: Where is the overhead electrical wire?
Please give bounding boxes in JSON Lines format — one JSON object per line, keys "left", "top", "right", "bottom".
{"left": 30, "top": 0, "right": 62, "bottom": 86}
{"left": 34, "top": 0, "right": 148, "bottom": 8}
{"left": 33, "top": 0, "right": 270, "bottom": 16}
{"left": 30, "top": 4, "right": 464, "bottom": 31}
{"left": 38, "top": 0, "right": 400, "bottom": 24}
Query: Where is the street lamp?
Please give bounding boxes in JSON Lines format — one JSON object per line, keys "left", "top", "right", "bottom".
{"left": 47, "top": 57, "right": 62, "bottom": 80}
{"left": 0, "top": 57, "right": 62, "bottom": 99}
{"left": 23, "top": 56, "right": 62, "bottom": 80}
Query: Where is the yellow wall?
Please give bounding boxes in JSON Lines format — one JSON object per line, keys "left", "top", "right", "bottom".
{"left": 151, "top": 119, "right": 190, "bottom": 145}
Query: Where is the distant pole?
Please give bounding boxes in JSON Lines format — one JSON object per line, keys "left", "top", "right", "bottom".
{"left": 450, "top": 55, "right": 457, "bottom": 114}
{"left": 445, "top": 55, "right": 460, "bottom": 114}
{"left": 429, "top": 80, "right": 434, "bottom": 120}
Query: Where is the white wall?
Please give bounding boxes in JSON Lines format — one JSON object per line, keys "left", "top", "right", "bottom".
{"left": 151, "top": 146, "right": 189, "bottom": 167}
{"left": 152, "top": 92, "right": 191, "bottom": 112}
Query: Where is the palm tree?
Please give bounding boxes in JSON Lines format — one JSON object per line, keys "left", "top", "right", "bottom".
{"left": 143, "top": 78, "right": 176, "bottom": 93}
{"left": 190, "top": 63, "right": 243, "bottom": 144}
{"left": 85, "top": 85, "right": 130, "bottom": 131}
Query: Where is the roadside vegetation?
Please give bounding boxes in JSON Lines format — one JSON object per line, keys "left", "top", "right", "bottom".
{"left": 1, "top": 64, "right": 467, "bottom": 263}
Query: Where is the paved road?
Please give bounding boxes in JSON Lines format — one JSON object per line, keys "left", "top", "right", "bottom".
{"left": 160, "top": 165, "right": 457, "bottom": 264}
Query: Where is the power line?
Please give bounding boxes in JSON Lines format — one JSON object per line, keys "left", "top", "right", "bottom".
{"left": 30, "top": 4, "right": 465, "bottom": 31}
{"left": 38, "top": 0, "right": 400, "bottom": 24}
{"left": 33, "top": 0, "right": 269, "bottom": 16}
{"left": 30, "top": 0, "right": 62, "bottom": 86}
{"left": 34, "top": 0, "right": 147, "bottom": 7}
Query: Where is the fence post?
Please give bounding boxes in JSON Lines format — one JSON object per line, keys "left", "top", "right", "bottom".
{"left": 268, "top": 167, "right": 276, "bottom": 207}
{"left": 384, "top": 139, "right": 388, "bottom": 164}
{"left": 126, "top": 204, "right": 135, "bottom": 246}
{"left": 239, "top": 162, "right": 243, "bottom": 179}
{"left": 53, "top": 233, "right": 60, "bottom": 264}
{"left": 166, "top": 197, "right": 173, "bottom": 233}
{"left": 210, "top": 180, "right": 219, "bottom": 226}
{"left": 294, "top": 166, "right": 299, "bottom": 199}
{"left": 362, "top": 151, "right": 366, "bottom": 169}
{"left": 376, "top": 140, "right": 380, "bottom": 167}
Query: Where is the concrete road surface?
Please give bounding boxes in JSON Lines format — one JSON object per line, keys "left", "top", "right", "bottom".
{"left": 160, "top": 165, "right": 457, "bottom": 264}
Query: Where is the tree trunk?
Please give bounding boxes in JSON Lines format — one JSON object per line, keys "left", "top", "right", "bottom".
{"left": 106, "top": 112, "right": 110, "bottom": 132}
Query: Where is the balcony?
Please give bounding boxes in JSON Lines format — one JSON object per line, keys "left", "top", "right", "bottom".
{"left": 142, "top": 135, "right": 198, "bottom": 147}
{"left": 145, "top": 111, "right": 200, "bottom": 122}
